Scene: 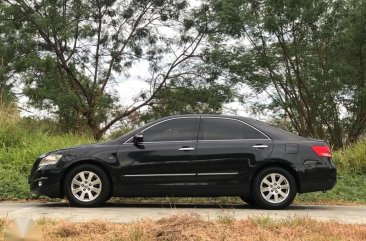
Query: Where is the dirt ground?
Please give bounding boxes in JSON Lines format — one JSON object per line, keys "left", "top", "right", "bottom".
{"left": 1, "top": 214, "right": 366, "bottom": 241}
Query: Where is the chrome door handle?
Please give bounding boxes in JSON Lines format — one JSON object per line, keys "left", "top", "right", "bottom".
{"left": 178, "top": 147, "right": 195, "bottom": 151}
{"left": 253, "top": 145, "right": 269, "bottom": 148}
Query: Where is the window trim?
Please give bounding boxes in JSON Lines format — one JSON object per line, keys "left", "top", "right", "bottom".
{"left": 123, "top": 116, "right": 271, "bottom": 144}
{"left": 199, "top": 117, "right": 271, "bottom": 141}
{"left": 124, "top": 117, "right": 199, "bottom": 144}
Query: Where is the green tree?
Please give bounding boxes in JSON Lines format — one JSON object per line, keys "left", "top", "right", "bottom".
{"left": 206, "top": 0, "right": 366, "bottom": 148}
{"left": 0, "top": 2, "right": 31, "bottom": 104}
{"left": 4, "top": 0, "right": 208, "bottom": 140}
{"left": 331, "top": 0, "right": 366, "bottom": 143}
{"left": 141, "top": 80, "right": 235, "bottom": 121}
{"left": 0, "top": 2, "right": 14, "bottom": 104}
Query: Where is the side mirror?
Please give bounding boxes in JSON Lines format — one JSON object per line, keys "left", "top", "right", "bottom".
{"left": 133, "top": 134, "right": 143, "bottom": 144}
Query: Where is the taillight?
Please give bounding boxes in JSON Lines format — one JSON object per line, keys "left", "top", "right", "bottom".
{"left": 312, "top": 145, "right": 332, "bottom": 157}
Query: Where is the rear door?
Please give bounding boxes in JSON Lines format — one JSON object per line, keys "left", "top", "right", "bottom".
{"left": 195, "top": 117, "right": 273, "bottom": 192}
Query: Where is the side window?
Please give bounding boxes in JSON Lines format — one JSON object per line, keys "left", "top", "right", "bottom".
{"left": 143, "top": 118, "right": 198, "bottom": 142}
{"left": 199, "top": 118, "right": 269, "bottom": 140}
{"left": 200, "top": 118, "right": 245, "bottom": 140}
{"left": 244, "top": 124, "right": 268, "bottom": 139}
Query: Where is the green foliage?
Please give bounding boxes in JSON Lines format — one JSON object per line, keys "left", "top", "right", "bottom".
{"left": 0, "top": 1, "right": 34, "bottom": 104}
{"left": 206, "top": 0, "right": 366, "bottom": 148}
{"left": 297, "top": 174, "right": 366, "bottom": 203}
{"left": 141, "top": 82, "right": 235, "bottom": 121}
{"left": 0, "top": 106, "right": 93, "bottom": 199}
{"left": 2, "top": 0, "right": 208, "bottom": 140}
{"left": 333, "top": 138, "right": 366, "bottom": 174}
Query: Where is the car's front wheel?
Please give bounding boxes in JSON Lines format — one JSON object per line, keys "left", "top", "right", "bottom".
{"left": 251, "top": 167, "right": 297, "bottom": 209}
{"left": 63, "top": 164, "right": 110, "bottom": 207}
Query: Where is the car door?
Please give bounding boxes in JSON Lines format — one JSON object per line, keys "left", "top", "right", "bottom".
{"left": 195, "top": 117, "right": 273, "bottom": 193}
{"left": 116, "top": 117, "right": 199, "bottom": 195}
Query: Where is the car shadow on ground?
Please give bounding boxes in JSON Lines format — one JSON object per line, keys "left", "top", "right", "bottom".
{"left": 34, "top": 201, "right": 335, "bottom": 210}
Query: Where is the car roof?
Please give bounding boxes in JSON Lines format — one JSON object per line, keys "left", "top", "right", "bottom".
{"left": 161, "top": 114, "right": 306, "bottom": 140}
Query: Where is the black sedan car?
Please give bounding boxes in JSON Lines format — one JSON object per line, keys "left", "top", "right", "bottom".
{"left": 29, "top": 115, "right": 336, "bottom": 209}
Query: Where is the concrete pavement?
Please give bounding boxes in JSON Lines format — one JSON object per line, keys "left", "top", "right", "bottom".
{"left": 1, "top": 202, "right": 366, "bottom": 224}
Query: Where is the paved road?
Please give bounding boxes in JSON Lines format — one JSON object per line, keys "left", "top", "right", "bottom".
{"left": 1, "top": 202, "right": 365, "bottom": 224}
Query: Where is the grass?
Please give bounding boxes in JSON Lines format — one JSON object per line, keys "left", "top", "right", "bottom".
{"left": 333, "top": 138, "right": 366, "bottom": 174}
{"left": 1, "top": 215, "right": 366, "bottom": 241}
{"left": 0, "top": 103, "right": 365, "bottom": 204}
{"left": 297, "top": 173, "right": 366, "bottom": 204}
{"left": 0, "top": 104, "right": 93, "bottom": 199}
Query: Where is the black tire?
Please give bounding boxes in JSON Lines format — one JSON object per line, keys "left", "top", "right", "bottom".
{"left": 240, "top": 196, "right": 257, "bottom": 206}
{"left": 251, "top": 167, "right": 297, "bottom": 209}
{"left": 63, "top": 164, "right": 111, "bottom": 207}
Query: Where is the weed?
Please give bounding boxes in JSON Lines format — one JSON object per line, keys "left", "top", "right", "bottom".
{"left": 0, "top": 105, "right": 93, "bottom": 199}
{"left": 217, "top": 211, "right": 235, "bottom": 225}
{"left": 333, "top": 138, "right": 366, "bottom": 174}
{"left": 249, "top": 216, "right": 274, "bottom": 228}
{"left": 2, "top": 215, "right": 366, "bottom": 241}
{"left": 127, "top": 225, "right": 146, "bottom": 241}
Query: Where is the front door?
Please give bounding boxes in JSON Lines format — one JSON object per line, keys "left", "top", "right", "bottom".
{"left": 116, "top": 117, "right": 199, "bottom": 195}
{"left": 195, "top": 117, "right": 274, "bottom": 194}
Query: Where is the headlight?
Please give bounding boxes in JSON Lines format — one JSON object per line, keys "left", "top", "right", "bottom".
{"left": 38, "top": 154, "right": 63, "bottom": 167}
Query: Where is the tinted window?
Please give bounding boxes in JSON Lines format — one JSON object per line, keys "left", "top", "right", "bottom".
{"left": 200, "top": 118, "right": 245, "bottom": 140}
{"left": 200, "top": 118, "right": 269, "bottom": 140}
{"left": 143, "top": 118, "right": 198, "bottom": 142}
{"left": 244, "top": 125, "right": 268, "bottom": 139}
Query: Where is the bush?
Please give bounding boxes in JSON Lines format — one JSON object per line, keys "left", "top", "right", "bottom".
{"left": 333, "top": 138, "right": 366, "bottom": 174}
{"left": 0, "top": 105, "right": 93, "bottom": 199}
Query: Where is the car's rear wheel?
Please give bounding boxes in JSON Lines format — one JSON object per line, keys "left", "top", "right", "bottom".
{"left": 251, "top": 167, "right": 296, "bottom": 209}
{"left": 63, "top": 164, "right": 110, "bottom": 207}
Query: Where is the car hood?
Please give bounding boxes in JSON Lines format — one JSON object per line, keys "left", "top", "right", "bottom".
{"left": 51, "top": 140, "right": 121, "bottom": 157}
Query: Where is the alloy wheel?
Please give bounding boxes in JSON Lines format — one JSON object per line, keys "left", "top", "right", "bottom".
{"left": 71, "top": 171, "right": 102, "bottom": 202}
{"left": 259, "top": 173, "right": 290, "bottom": 204}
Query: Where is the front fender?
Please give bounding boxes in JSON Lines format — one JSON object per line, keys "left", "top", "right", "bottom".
{"left": 57, "top": 156, "right": 120, "bottom": 195}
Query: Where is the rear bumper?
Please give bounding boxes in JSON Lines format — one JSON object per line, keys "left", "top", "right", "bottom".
{"left": 29, "top": 165, "right": 64, "bottom": 198}
{"left": 294, "top": 161, "right": 337, "bottom": 193}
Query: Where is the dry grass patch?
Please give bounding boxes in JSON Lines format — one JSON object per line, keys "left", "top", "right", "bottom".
{"left": 0, "top": 219, "right": 9, "bottom": 234}
{"left": 1, "top": 215, "right": 366, "bottom": 241}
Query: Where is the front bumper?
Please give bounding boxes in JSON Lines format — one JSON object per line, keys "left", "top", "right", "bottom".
{"left": 294, "top": 158, "right": 337, "bottom": 193}
{"left": 29, "top": 165, "right": 64, "bottom": 198}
